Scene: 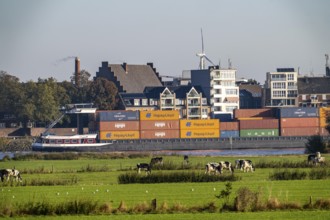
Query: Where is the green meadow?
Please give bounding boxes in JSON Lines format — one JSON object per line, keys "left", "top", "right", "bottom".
{"left": 0, "top": 153, "right": 329, "bottom": 219}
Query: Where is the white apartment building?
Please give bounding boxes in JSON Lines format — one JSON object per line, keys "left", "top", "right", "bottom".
{"left": 263, "top": 68, "right": 298, "bottom": 107}
{"left": 191, "top": 67, "right": 239, "bottom": 117}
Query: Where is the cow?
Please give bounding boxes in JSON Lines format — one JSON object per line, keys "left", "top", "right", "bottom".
{"left": 235, "top": 159, "right": 245, "bottom": 170}
{"left": 205, "top": 162, "right": 220, "bottom": 175}
{"left": 0, "top": 169, "right": 22, "bottom": 182}
{"left": 307, "top": 152, "right": 321, "bottom": 164}
{"left": 242, "top": 160, "right": 255, "bottom": 172}
{"left": 314, "top": 156, "right": 326, "bottom": 165}
{"left": 183, "top": 155, "right": 189, "bottom": 164}
{"left": 137, "top": 163, "right": 151, "bottom": 175}
{"left": 219, "top": 161, "right": 234, "bottom": 174}
{"left": 150, "top": 157, "right": 163, "bottom": 167}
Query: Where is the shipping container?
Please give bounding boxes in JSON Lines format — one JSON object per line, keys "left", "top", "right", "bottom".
{"left": 319, "top": 107, "right": 330, "bottom": 127}
{"left": 280, "top": 118, "right": 319, "bottom": 128}
{"left": 100, "top": 131, "right": 140, "bottom": 140}
{"left": 320, "top": 127, "right": 330, "bottom": 136}
{"left": 140, "top": 120, "right": 179, "bottom": 130}
{"left": 140, "top": 110, "right": 180, "bottom": 121}
{"left": 212, "top": 113, "right": 233, "bottom": 122}
{"left": 140, "top": 130, "right": 180, "bottom": 139}
{"left": 180, "top": 129, "right": 220, "bottom": 138}
{"left": 180, "top": 119, "right": 219, "bottom": 130}
{"left": 233, "top": 108, "right": 275, "bottom": 119}
{"left": 280, "top": 127, "right": 320, "bottom": 136}
{"left": 97, "top": 111, "right": 139, "bottom": 121}
{"left": 239, "top": 119, "right": 279, "bottom": 129}
{"left": 220, "top": 130, "right": 239, "bottom": 138}
{"left": 98, "top": 121, "right": 140, "bottom": 131}
{"left": 276, "top": 107, "right": 319, "bottom": 118}
{"left": 220, "top": 122, "right": 239, "bottom": 131}
{"left": 240, "top": 129, "right": 279, "bottom": 137}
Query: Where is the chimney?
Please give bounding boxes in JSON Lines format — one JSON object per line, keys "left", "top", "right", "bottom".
{"left": 75, "top": 57, "right": 81, "bottom": 87}
{"left": 123, "top": 62, "right": 128, "bottom": 73}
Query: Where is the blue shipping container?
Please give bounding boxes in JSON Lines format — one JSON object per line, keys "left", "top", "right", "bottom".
{"left": 97, "top": 111, "right": 139, "bottom": 121}
{"left": 212, "top": 113, "right": 233, "bottom": 122}
{"left": 220, "top": 130, "right": 239, "bottom": 138}
{"left": 277, "top": 107, "right": 319, "bottom": 118}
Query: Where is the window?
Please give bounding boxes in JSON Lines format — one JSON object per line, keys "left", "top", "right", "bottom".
{"left": 273, "top": 90, "right": 286, "bottom": 97}
{"left": 288, "top": 74, "right": 294, "bottom": 80}
{"left": 142, "top": 99, "right": 148, "bottom": 106}
{"left": 302, "top": 95, "right": 306, "bottom": 100}
{"left": 134, "top": 99, "right": 140, "bottom": 106}
{"left": 226, "top": 89, "right": 237, "bottom": 95}
{"left": 322, "top": 94, "right": 327, "bottom": 100}
{"left": 202, "top": 98, "right": 207, "bottom": 105}
{"left": 226, "top": 106, "right": 237, "bottom": 112}
{"left": 273, "top": 82, "right": 286, "bottom": 89}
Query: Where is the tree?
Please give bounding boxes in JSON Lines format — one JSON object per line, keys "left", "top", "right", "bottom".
{"left": 305, "top": 135, "right": 327, "bottom": 154}
{"left": 87, "top": 77, "right": 118, "bottom": 110}
{"left": 325, "top": 114, "right": 330, "bottom": 134}
{"left": 70, "top": 69, "right": 91, "bottom": 88}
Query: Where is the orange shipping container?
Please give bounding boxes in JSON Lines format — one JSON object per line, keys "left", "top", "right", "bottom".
{"left": 98, "top": 121, "right": 140, "bottom": 131}
{"left": 239, "top": 119, "right": 279, "bottom": 129}
{"left": 140, "top": 130, "right": 179, "bottom": 139}
{"left": 220, "top": 122, "right": 239, "bottom": 131}
{"left": 180, "top": 129, "right": 220, "bottom": 138}
{"left": 280, "top": 127, "right": 320, "bottom": 136}
{"left": 100, "top": 131, "right": 140, "bottom": 140}
{"left": 280, "top": 118, "right": 319, "bottom": 128}
{"left": 180, "top": 119, "right": 219, "bottom": 130}
{"left": 140, "top": 120, "right": 179, "bottom": 130}
{"left": 140, "top": 110, "right": 180, "bottom": 121}
{"left": 319, "top": 107, "right": 330, "bottom": 127}
{"left": 320, "top": 127, "right": 330, "bottom": 136}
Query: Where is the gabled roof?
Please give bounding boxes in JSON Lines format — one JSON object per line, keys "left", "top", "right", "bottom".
{"left": 298, "top": 77, "right": 330, "bottom": 94}
{"left": 103, "top": 63, "right": 163, "bottom": 93}
{"left": 239, "top": 84, "right": 262, "bottom": 97}
{"left": 143, "top": 85, "right": 206, "bottom": 99}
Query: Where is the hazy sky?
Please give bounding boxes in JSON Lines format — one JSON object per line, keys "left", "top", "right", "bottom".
{"left": 1, "top": 0, "right": 329, "bottom": 83}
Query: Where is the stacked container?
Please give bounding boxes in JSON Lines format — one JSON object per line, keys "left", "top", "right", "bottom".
{"left": 319, "top": 107, "right": 330, "bottom": 136}
{"left": 97, "top": 111, "right": 140, "bottom": 141}
{"left": 180, "top": 119, "right": 220, "bottom": 138}
{"left": 239, "top": 119, "right": 279, "bottom": 137}
{"left": 278, "top": 107, "right": 320, "bottom": 136}
{"left": 233, "top": 108, "right": 275, "bottom": 119}
{"left": 139, "top": 110, "right": 180, "bottom": 139}
{"left": 220, "top": 121, "right": 239, "bottom": 138}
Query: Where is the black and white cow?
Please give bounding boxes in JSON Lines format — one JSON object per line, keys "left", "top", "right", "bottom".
{"left": 219, "top": 161, "right": 234, "bottom": 174}
{"left": 183, "top": 155, "right": 189, "bottom": 164}
{"left": 137, "top": 163, "right": 151, "bottom": 175}
{"left": 242, "top": 160, "right": 255, "bottom": 172}
{"left": 150, "top": 157, "right": 163, "bottom": 167}
{"left": 205, "top": 162, "right": 220, "bottom": 175}
{"left": 235, "top": 159, "right": 245, "bottom": 170}
{"left": 0, "top": 169, "right": 22, "bottom": 182}
{"left": 307, "top": 152, "right": 321, "bottom": 164}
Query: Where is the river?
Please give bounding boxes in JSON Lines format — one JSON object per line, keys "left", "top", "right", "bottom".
{"left": 0, "top": 148, "right": 306, "bottom": 160}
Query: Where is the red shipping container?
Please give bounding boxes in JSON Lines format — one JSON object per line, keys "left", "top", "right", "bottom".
{"left": 239, "top": 119, "right": 279, "bottom": 129}
{"left": 140, "top": 130, "right": 180, "bottom": 139}
{"left": 280, "top": 127, "right": 320, "bottom": 136}
{"left": 280, "top": 118, "right": 319, "bottom": 128}
{"left": 233, "top": 108, "right": 274, "bottom": 119}
{"left": 140, "top": 120, "right": 179, "bottom": 130}
{"left": 220, "top": 122, "right": 239, "bottom": 131}
{"left": 98, "top": 121, "right": 140, "bottom": 131}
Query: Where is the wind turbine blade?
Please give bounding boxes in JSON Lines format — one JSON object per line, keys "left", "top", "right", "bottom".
{"left": 201, "top": 28, "right": 204, "bottom": 53}
{"left": 205, "top": 56, "right": 215, "bottom": 66}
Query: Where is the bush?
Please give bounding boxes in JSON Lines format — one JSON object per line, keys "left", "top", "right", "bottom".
{"left": 305, "top": 135, "right": 328, "bottom": 154}
{"left": 309, "top": 168, "right": 330, "bottom": 180}
{"left": 233, "top": 187, "right": 263, "bottom": 212}
{"left": 118, "top": 172, "right": 240, "bottom": 184}
{"left": 269, "top": 169, "right": 307, "bottom": 180}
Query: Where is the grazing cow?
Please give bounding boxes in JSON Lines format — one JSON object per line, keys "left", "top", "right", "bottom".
{"left": 219, "top": 161, "right": 234, "bottom": 174}
{"left": 150, "top": 157, "right": 163, "bottom": 167}
{"left": 242, "top": 160, "right": 255, "bottom": 172}
{"left": 137, "top": 163, "right": 151, "bottom": 175}
{"left": 0, "top": 169, "right": 22, "bottom": 182}
{"left": 235, "top": 159, "right": 245, "bottom": 170}
{"left": 307, "top": 152, "right": 321, "bottom": 164}
{"left": 314, "top": 156, "right": 326, "bottom": 165}
{"left": 205, "top": 162, "right": 220, "bottom": 175}
{"left": 183, "top": 155, "right": 189, "bottom": 164}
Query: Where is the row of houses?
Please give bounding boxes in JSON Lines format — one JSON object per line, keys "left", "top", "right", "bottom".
{"left": 95, "top": 61, "right": 330, "bottom": 120}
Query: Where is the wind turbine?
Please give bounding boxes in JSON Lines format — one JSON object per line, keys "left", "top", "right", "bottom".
{"left": 196, "top": 28, "right": 215, "bottom": 69}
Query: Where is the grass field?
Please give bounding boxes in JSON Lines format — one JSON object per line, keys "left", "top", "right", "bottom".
{"left": 0, "top": 153, "right": 329, "bottom": 219}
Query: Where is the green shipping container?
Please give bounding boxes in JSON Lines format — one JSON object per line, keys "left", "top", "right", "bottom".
{"left": 240, "top": 129, "right": 279, "bottom": 137}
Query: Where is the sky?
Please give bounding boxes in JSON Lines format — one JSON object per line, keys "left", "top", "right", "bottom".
{"left": 1, "top": 0, "right": 330, "bottom": 84}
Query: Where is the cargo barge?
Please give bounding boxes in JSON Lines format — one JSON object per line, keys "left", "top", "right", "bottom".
{"left": 31, "top": 105, "right": 330, "bottom": 152}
